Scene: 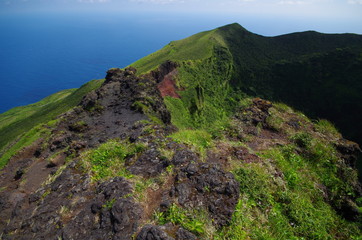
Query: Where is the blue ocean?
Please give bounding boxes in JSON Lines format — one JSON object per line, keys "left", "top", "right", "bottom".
{"left": 0, "top": 12, "right": 236, "bottom": 113}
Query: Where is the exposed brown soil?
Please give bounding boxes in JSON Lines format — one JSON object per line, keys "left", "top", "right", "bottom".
{"left": 157, "top": 69, "right": 181, "bottom": 99}
{"left": 142, "top": 175, "right": 174, "bottom": 220}
{"left": 248, "top": 128, "right": 288, "bottom": 152}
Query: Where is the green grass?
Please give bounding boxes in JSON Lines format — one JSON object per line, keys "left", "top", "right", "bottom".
{"left": 0, "top": 89, "right": 75, "bottom": 131}
{"left": 164, "top": 97, "right": 194, "bottom": 129}
{"left": 0, "top": 122, "right": 53, "bottom": 169}
{"left": 131, "top": 28, "right": 226, "bottom": 74}
{"left": 155, "top": 203, "right": 211, "bottom": 236}
{"left": 215, "top": 142, "right": 362, "bottom": 239}
{"left": 169, "top": 129, "right": 211, "bottom": 157}
{"left": 81, "top": 139, "right": 145, "bottom": 181}
{"left": 314, "top": 119, "right": 341, "bottom": 138}
{"left": 0, "top": 79, "right": 104, "bottom": 166}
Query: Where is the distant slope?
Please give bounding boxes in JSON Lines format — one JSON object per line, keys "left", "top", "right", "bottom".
{"left": 130, "top": 23, "right": 362, "bottom": 146}
{"left": 0, "top": 79, "right": 104, "bottom": 167}
{"left": 218, "top": 24, "right": 362, "bottom": 145}
{"left": 131, "top": 28, "right": 227, "bottom": 74}
{"left": 0, "top": 89, "right": 76, "bottom": 132}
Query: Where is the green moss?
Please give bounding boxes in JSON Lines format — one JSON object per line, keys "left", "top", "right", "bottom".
{"left": 273, "top": 102, "right": 294, "bottom": 114}
{"left": 266, "top": 109, "right": 284, "bottom": 132}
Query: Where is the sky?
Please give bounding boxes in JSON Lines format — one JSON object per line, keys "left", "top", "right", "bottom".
{"left": 1, "top": 0, "right": 362, "bottom": 17}
{"left": 0, "top": 0, "right": 362, "bottom": 35}
{"left": 0, "top": 0, "right": 362, "bottom": 36}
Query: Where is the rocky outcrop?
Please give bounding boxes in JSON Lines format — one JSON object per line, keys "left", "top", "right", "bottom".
{"left": 0, "top": 66, "right": 172, "bottom": 238}
{"left": 151, "top": 61, "right": 179, "bottom": 84}
{"left": 236, "top": 98, "right": 272, "bottom": 127}
{"left": 136, "top": 225, "right": 174, "bottom": 240}
{"left": 335, "top": 139, "right": 361, "bottom": 168}
{"left": 152, "top": 61, "right": 181, "bottom": 99}
{"left": 1, "top": 162, "right": 141, "bottom": 240}
{"left": 167, "top": 163, "right": 240, "bottom": 227}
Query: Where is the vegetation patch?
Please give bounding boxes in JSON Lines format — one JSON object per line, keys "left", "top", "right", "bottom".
{"left": 155, "top": 204, "right": 212, "bottom": 236}
{"left": 169, "top": 129, "right": 211, "bottom": 157}
{"left": 0, "top": 123, "right": 52, "bottom": 169}
{"left": 81, "top": 139, "right": 145, "bottom": 181}
{"left": 314, "top": 119, "right": 341, "bottom": 138}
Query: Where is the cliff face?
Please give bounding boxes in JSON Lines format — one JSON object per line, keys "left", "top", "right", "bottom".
{"left": 0, "top": 24, "right": 362, "bottom": 239}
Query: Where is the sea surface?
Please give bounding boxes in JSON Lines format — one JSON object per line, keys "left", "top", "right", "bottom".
{"left": 0, "top": 12, "right": 233, "bottom": 113}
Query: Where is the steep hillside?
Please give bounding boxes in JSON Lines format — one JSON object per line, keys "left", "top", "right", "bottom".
{"left": 0, "top": 23, "right": 362, "bottom": 239}
{"left": 0, "top": 79, "right": 104, "bottom": 168}
{"left": 219, "top": 24, "right": 362, "bottom": 146}
{"left": 131, "top": 23, "right": 362, "bottom": 147}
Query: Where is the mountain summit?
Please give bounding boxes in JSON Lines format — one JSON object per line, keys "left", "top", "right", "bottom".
{"left": 133, "top": 23, "right": 362, "bottom": 146}
{"left": 0, "top": 24, "right": 361, "bottom": 239}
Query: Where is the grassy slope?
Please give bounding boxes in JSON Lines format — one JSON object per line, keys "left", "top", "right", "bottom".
{"left": 0, "top": 89, "right": 76, "bottom": 131}
{"left": 130, "top": 23, "right": 362, "bottom": 138}
{"left": 217, "top": 23, "right": 362, "bottom": 145}
{"left": 0, "top": 79, "right": 104, "bottom": 167}
{"left": 128, "top": 23, "right": 362, "bottom": 239}
{"left": 131, "top": 24, "right": 237, "bottom": 131}
{"left": 131, "top": 28, "right": 225, "bottom": 74}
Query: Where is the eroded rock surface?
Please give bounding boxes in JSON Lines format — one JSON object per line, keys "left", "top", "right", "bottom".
{"left": 168, "top": 163, "right": 240, "bottom": 227}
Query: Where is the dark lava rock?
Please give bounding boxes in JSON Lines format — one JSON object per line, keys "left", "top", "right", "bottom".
{"left": 236, "top": 97, "right": 272, "bottom": 127}
{"left": 111, "top": 198, "right": 141, "bottom": 237}
{"left": 103, "top": 67, "right": 171, "bottom": 125}
{"left": 172, "top": 149, "right": 198, "bottom": 167}
{"left": 128, "top": 148, "right": 169, "bottom": 177}
{"left": 2, "top": 164, "right": 142, "bottom": 240}
{"left": 338, "top": 199, "right": 361, "bottom": 221}
{"left": 176, "top": 227, "right": 197, "bottom": 240}
{"left": 335, "top": 139, "right": 361, "bottom": 168}
{"left": 13, "top": 168, "right": 24, "bottom": 180}
{"left": 169, "top": 163, "right": 239, "bottom": 227}
{"left": 0, "top": 65, "right": 175, "bottom": 238}
{"left": 136, "top": 224, "right": 174, "bottom": 240}
{"left": 97, "top": 177, "right": 134, "bottom": 199}
{"left": 151, "top": 60, "right": 179, "bottom": 83}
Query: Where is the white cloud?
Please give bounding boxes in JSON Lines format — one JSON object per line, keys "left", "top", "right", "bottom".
{"left": 348, "top": 0, "right": 362, "bottom": 4}
{"left": 77, "top": 0, "right": 110, "bottom": 3}
{"left": 130, "top": 0, "right": 185, "bottom": 4}
{"left": 278, "top": 0, "right": 307, "bottom": 5}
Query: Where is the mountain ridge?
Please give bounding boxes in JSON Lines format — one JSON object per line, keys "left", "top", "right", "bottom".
{"left": 131, "top": 22, "right": 362, "bottom": 148}
{"left": 0, "top": 23, "right": 362, "bottom": 239}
